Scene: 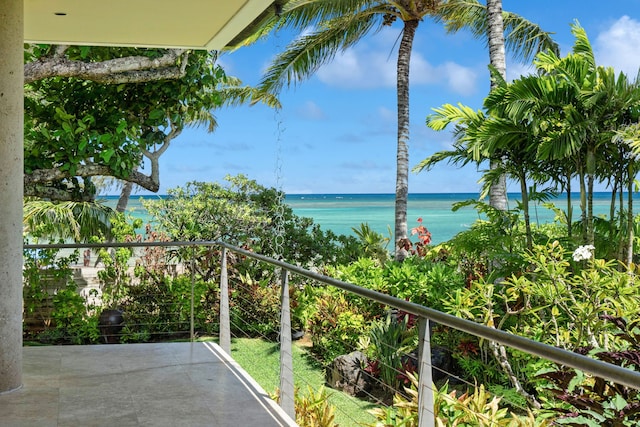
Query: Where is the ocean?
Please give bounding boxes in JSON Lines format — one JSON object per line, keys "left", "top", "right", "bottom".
{"left": 103, "top": 192, "right": 616, "bottom": 245}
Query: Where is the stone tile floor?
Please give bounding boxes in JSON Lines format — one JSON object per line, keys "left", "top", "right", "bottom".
{"left": 0, "top": 342, "right": 297, "bottom": 427}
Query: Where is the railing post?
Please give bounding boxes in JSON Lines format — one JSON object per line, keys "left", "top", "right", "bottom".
{"left": 190, "top": 253, "right": 195, "bottom": 342}
{"left": 418, "top": 318, "right": 435, "bottom": 427}
{"left": 278, "top": 269, "right": 295, "bottom": 420}
{"left": 219, "top": 247, "right": 231, "bottom": 354}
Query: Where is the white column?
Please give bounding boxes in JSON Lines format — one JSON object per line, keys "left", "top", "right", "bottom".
{"left": 0, "top": 0, "right": 25, "bottom": 393}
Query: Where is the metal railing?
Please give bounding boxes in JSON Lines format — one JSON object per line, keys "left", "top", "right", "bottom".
{"left": 24, "top": 240, "right": 640, "bottom": 427}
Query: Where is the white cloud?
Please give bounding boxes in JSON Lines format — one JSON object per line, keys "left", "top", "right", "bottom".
{"left": 296, "top": 100, "right": 327, "bottom": 120}
{"left": 441, "top": 62, "right": 478, "bottom": 96}
{"left": 376, "top": 106, "right": 395, "bottom": 123}
{"left": 505, "top": 61, "right": 536, "bottom": 82}
{"left": 595, "top": 16, "right": 640, "bottom": 78}
{"left": 316, "top": 49, "right": 395, "bottom": 88}
{"left": 315, "top": 31, "right": 478, "bottom": 93}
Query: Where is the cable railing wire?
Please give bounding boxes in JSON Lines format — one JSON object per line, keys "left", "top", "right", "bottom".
{"left": 23, "top": 240, "right": 640, "bottom": 426}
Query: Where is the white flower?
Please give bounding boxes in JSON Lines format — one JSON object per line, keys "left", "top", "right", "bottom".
{"left": 572, "top": 245, "right": 595, "bottom": 262}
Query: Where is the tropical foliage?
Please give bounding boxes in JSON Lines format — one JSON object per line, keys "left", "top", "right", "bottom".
{"left": 24, "top": 46, "right": 278, "bottom": 202}
{"left": 20, "top": 8, "right": 640, "bottom": 427}
{"left": 417, "top": 23, "right": 640, "bottom": 258}
{"left": 249, "top": 0, "right": 556, "bottom": 260}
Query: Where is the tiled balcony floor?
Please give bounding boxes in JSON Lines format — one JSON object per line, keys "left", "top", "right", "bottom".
{"left": 0, "top": 342, "right": 297, "bottom": 427}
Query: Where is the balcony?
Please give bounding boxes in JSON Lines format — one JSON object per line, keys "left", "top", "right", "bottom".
{"left": 1, "top": 341, "right": 295, "bottom": 426}
{"left": 3, "top": 240, "right": 640, "bottom": 426}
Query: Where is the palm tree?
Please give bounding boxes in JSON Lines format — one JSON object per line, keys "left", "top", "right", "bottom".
{"left": 420, "top": 23, "right": 640, "bottom": 253}
{"left": 252, "top": 0, "right": 557, "bottom": 261}
{"left": 255, "top": 0, "right": 440, "bottom": 261}
{"left": 524, "top": 23, "right": 640, "bottom": 246}
{"left": 437, "top": 0, "right": 558, "bottom": 211}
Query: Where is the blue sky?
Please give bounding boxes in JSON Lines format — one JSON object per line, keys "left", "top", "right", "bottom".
{"left": 147, "top": 1, "right": 640, "bottom": 195}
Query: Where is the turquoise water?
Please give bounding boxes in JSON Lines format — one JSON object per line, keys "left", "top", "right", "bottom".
{"left": 104, "top": 193, "right": 616, "bottom": 245}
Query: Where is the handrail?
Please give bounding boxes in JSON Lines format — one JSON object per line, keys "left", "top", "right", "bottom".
{"left": 24, "top": 240, "right": 640, "bottom": 390}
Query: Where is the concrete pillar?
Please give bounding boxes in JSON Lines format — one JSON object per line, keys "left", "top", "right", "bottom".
{"left": 0, "top": 0, "right": 24, "bottom": 393}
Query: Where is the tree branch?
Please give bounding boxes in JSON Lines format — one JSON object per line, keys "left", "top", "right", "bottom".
{"left": 24, "top": 49, "right": 188, "bottom": 84}
{"left": 142, "top": 124, "right": 182, "bottom": 187}
{"left": 25, "top": 164, "right": 160, "bottom": 201}
{"left": 488, "top": 339, "right": 541, "bottom": 409}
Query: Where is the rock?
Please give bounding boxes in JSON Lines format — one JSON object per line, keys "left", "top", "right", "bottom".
{"left": 325, "top": 351, "right": 370, "bottom": 397}
{"left": 431, "top": 346, "right": 455, "bottom": 382}
{"left": 404, "top": 346, "right": 455, "bottom": 383}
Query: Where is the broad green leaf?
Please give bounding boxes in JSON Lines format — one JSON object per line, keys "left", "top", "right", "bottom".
{"left": 100, "top": 149, "right": 115, "bottom": 163}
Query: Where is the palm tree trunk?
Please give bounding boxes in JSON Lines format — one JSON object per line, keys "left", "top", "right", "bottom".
{"left": 116, "top": 181, "right": 134, "bottom": 213}
{"left": 519, "top": 173, "right": 532, "bottom": 250}
{"left": 578, "top": 164, "right": 588, "bottom": 243}
{"left": 586, "top": 149, "right": 595, "bottom": 245}
{"left": 566, "top": 175, "right": 573, "bottom": 238}
{"left": 627, "top": 164, "right": 634, "bottom": 265}
{"left": 486, "top": 0, "right": 508, "bottom": 211}
{"left": 394, "top": 19, "right": 418, "bottom": 262}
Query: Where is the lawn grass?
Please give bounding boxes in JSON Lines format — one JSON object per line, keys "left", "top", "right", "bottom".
{"left": 230, "top": 337, "right": 377, "bottom": 426}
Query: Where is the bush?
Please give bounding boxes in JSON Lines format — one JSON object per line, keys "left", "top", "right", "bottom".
{"left": 305, "top": 288, "right": 369, "bottom": 363}
{"left": 50, "top": 284, "right": 100, "bottom": 344}
{"left": 368, "top": 373, "right": 547, "bottom": 427}
{"left": 538, "top": 316, "right": 640, "bottom": 426}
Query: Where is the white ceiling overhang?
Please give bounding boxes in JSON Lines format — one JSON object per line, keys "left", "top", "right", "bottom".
{"left": 24, "top": 0, "right": 276, "bottom": 50}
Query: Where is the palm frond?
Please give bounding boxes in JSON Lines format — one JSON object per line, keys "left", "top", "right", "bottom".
{"left": 258, "top": 10, "right": 383, "bottom": 94}
{"left": 220, "top": 86, "right": 282, "bottom": 109}
{"left": 502, "top": 11, "right": 559, "bottom": 61}
{"left": 24, "top": 200, "right": 116, "bottom": 242}
{"left": 426, "top": 103, "right": 484, "bottom": 131}
{"left": 438, "top": 0, "right": 559, "bottom": 62}
{"left": 231, "top": 0, "right": 384, "bottom": 48}
{"left": 569, "top": 20, "right": 596, "bottom": 68}
{"left": 437, "top": 0, "right": 486, "bottom": 35}
{"left": 413, "top": 147, "right": 477, "bottom": 173}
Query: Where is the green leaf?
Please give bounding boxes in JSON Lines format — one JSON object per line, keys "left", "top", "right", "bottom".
{"left": 611, "top": 393, "right": 628, "bottom": 411}
{"left": 61, "top": 121, "right": 72, "bottom": 133}
{"left": 116, "top": 121, "right": 127, "bottom": 134}
{"left": 148, "top": 109, "right": 165, "bottom": 120}
{"left": 100, "top": 149, "right": 115, "bottom": 163}
{"left": 79, "top": 46, "right": 91, "bottom": 59}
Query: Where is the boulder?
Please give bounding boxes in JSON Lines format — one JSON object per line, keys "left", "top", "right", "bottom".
{"left": 325, "top": 351, "right": 370, "bottom": 397}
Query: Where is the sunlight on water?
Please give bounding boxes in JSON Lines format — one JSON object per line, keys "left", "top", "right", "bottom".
{"left": 104, "top": 193, "right": 615, "bottom": 245}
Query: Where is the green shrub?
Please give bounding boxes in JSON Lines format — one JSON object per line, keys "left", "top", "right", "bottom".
{"left": 23, "top": 243, "right": 82, "bottom": 342}
{"left": 538, "top": 316, "right": 640, "bottom": 426}
{"left": 230, "top": 273, "right": 281, "bottom": 339}
{"left": 368, "top": 373, "right": 548, "bottom": 427}
{"left": 51, "top": 284, "right": 100, "bottom": 344}
{"left": 305, "top": 288, "right": 369, "bottom": 363}
{"left": 331, "top": 257, "right": 465, "bottom": 313}
{"left": 293, "top": 386, "right": 339, "bottom": 427}
{"left": 118, "top": 274, "right": 219, "bottom": 341}
{"left": 366, "top": 313, "right": 417, "bottom": 394}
